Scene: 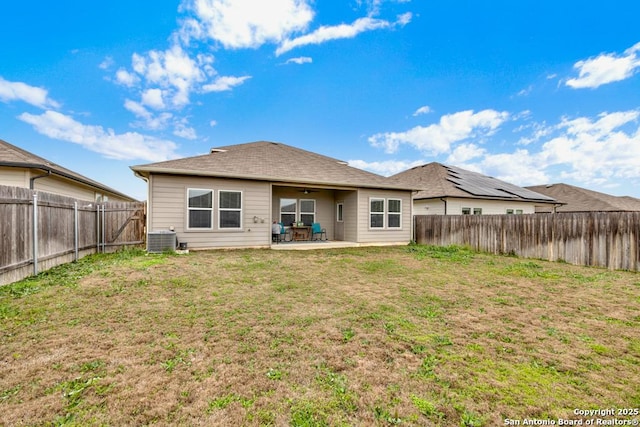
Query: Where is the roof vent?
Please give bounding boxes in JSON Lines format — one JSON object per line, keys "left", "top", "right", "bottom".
{"left": 210, "top": 148, "right": 227, "bottom": 154}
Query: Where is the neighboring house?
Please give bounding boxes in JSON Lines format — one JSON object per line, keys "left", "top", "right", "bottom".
{"left": 130, "top": 141, "right": 414, "bottom": 249}
{"left": 390, "top": 162, "right": 558, "bottom": 215}
{"left": 525, "top": 183, "right": 640, "bottom": 213}
{"left": 0, "top": 138, "right": 136, "bottom": 202}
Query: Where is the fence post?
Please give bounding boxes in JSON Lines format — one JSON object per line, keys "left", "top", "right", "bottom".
{"left": 96, "top": 204, "right": 100, "bottom": 253}
{"left": 74, "top": 201, "right": 79, "bottom": 261}
{"left": 102, "top": 204, "right": 106, "bottom": 253}
{"left": 32, "top": 192, "right": 38, "bottom": 275}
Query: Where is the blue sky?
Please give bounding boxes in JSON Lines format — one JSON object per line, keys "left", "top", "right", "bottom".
{"left": 2, "top": 0, "right": 640, "bottom": 200}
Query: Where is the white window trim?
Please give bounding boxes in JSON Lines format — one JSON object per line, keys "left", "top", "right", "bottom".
{"left": 280, "top": 198, "right": 297, "bottom": 226}
{"left": 186, "top": 188, "right": 214, "bottom": 231}
{"left": 369, "top": 197, "right": 386, "bottom": 229}
{"left": 218, "top": 190, "right": 243, "bottom": 230}
{"left": 299, "top": 199, "right": 316, "bottom": 225}
{"left": 387, "top": 198, "right": 402, "bottom": 229}
{"left": 336, "top": 202, "right": 344, "bottom": 223}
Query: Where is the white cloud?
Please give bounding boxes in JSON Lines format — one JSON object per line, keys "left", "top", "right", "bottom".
{"left": 141, "top": 88, "right": 166, "bottom": 109}
{"left": 566, "top": 42, "right": 640, "bottom": 89}
{"left": 180, "top": 0, "right": 314, "bottom": 49}
{"left": 276, "top": 13, "right": 411, "bottom": 56}
{"left": 18, "top": 110, "right": 179, "bottom": 162}
{"left": 127, "top": 43, "right": 215, "bottom": 108}
{"left": 445, "top": 143, "right": 485, "bottom": 163}
{"left": 369, "top": 109, "right": 510, "bottom": 155}
{"left": 173, "top": 121, "right": 198, "bottom": 140}
{"left": 413, "top": 105, "right": 431, "bottom": 116}
{"left": 0, "top": 77, "right": 60, "bottom": 109}
{"left": 465, "top": 110, "right": 640, "bottom": 189}
{"left": 99, "top": 56, "right": 114, "bottom": 70}
{"left": 285, "top": 56, "right": 313, "bottom": 65}
{"left": 115, "top": 68, "right": 140, "bottom": 87}
{"left": 209, "top": 120, "right": 218, "bottom": 127}
{"left": 202, "top": 75, "right": 251, "bottom": 92}
{"left": 124, "top": 99, "right": 173, "bottom": 130}
{"left": 348, "top": 159, "right": 424, "bottom": 176}
{"left": 539, "top": 111, "right": 640, "bottom": 181}
{"left": 470, "top": 150, "right": 550, "bottom": 186}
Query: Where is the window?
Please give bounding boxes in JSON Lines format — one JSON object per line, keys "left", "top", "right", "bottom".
{"left": 219, "top": 190, "right": 242, "bottom": 229}
{"left": 473, "top": 208, "right": 483, "bottom": 215}
{"left": 462, "top": 207, "right": 471, "bottom": 215}
{"left": 370, "top": 198, "right": 385, "bottom": 228}
{"left": 300, "top": 199, "right": 316, "bottom": 225}
{"left": 388, "top": 199, "right": 402, "bottom": 228}
{"left": 188, "top": 188, "right": 213, "bottom": 229}
{"left": 336, "top": 203, "right": 344, "bottom": 222}
{"left": 516, "top": 209, "right": 523, "bottom": 214}
{"left": 280, "top": 198, "right": 296, "bottom": 226}
{"left": 506, "top": 209, "right": 514, "bottom": 214}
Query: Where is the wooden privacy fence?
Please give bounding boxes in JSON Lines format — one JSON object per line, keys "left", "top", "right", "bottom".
{"left": 415, "top": 212, "right": 640, "bottom": 271}
{"left": 0, "top": 185, "right": 145, "bottom": 286}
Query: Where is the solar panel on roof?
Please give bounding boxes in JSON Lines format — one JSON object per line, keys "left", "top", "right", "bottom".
{"left": 446, "top": 166, "right": 555, "bottom": 201}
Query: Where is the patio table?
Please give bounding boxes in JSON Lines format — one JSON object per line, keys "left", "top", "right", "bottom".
{"left": 291, "top": 225, "right": 311, "bottom": 241}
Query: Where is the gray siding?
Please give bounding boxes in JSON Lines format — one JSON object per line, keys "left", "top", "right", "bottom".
{"left": 149, "top": 174, "right": 271, "bottom": 249}
{"left": 357, "top": 189, "right": 412, "bottom": 244}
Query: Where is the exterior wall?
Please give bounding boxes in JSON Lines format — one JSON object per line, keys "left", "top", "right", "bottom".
{"left": 334, "top": 190, "right": 358, "bottom": 242}
{"left": 414, "top": 197, "right": 537, "bottom": 215}
{"left": 356, "top": 189, "right": 412, "bottom": 244}
{"left": 149, "top": 174, "right": 271, "bottom": 249}
{"left": 0, "top": 167, "right": 29, "bottom": 187}
{"left": 0, "top": 166, "right": 132, "bottom": 202}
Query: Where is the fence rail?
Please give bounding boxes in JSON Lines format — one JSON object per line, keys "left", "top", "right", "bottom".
{"left": 0, "top": 185, "right": 145, "bottom": 286}
{"left": 414, "top": 212, "right": 640, "bottom": 271}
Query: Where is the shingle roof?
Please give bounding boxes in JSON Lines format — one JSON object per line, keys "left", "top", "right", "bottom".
{"left": 131, "top": 141, "right": 412, "bottom": 190}
{"left": 0, "top": 138, "right": 136, "bottom": 200}
{"left": 525, "top": 183, "right": 640, "bottom": 212}
{"left": 390, "top": 162, "right": 557, "bottom": 203}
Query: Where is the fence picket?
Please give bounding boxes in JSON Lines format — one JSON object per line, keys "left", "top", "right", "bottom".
{"left": 414, "top": 212, "right": 640, "bottom": 271}
{"left": 0, "top": 185, "right": 145, "bottom": 285}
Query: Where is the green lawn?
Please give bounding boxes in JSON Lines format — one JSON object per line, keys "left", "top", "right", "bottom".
{"left": 1, "top": 245, "right": 639, "bottom": 426}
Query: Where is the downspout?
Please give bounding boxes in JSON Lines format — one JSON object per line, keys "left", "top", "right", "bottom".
{"left": 134, "top": 171, "right": 150, "bottom": 247}
{"left": 440, "top": 197, "right": 447, "bottom": 215}
{"left": 29, "top": 169, "right": 51, "bottom": 189}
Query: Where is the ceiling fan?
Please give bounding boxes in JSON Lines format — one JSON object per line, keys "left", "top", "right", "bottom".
{"left": 299, "top": 188, "right": 319, "bottom": 194}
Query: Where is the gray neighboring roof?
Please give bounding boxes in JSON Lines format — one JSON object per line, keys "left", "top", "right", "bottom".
{"left": 131, "top": 141, "right": 413, "bottom": 191}
{"left": 525, "top": 183, "right": 640, "bottom": 212}
{"left": 390, "top": 162, "right": 557, "bottom": 203}
{"left": 0, "top": 138, "right": 137, "bottom": 201}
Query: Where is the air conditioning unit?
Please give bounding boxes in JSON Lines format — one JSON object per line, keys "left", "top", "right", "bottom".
{"left": 147, "top": 230, "right": 177, "bottom": 253}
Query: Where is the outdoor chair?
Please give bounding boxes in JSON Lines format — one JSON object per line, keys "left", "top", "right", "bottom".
{"left": 311, "top": 223, "right": 327, "bottom": 241}
{"left": 278, "top": 222, "right": 291, "bottom": 243}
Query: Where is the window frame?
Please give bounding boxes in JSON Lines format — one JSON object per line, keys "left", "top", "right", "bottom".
{"left": 280, "top": 198, "right": 297, "bottom": 226}
{"left": 218, "top": 190, "right": 243, "bottom": 230}
{"left": 387, "top": 198, "right": 402, "bottom": 229}
{"left": 336, "top": 202, "right": 344, "bottom": 222}
{"left": 299, "top": 199, "right": 316, "bottom": 226}
{"left": 186, "top": 188, "right": 214, "bottom": 230}
{"left": 473, "top": 208, "right": 483, "bottom": 215}
{"left": 369, "top": 197, "right": 386, "bottom": 229}
{"left": 462, "top": 207, "right": 471, "bottom": 215}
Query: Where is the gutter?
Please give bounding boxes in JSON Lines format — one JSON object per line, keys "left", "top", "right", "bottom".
{"left": 2, "top": 161, "right": 135, "bottom": 201}
{"left": 131, "top": 167, "right": 418, "bottom": 192}
{"left": 29, "top": 168, "right": 51, "bottom": 189}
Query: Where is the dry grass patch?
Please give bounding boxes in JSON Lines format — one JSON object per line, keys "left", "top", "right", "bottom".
{"left": 1, "top": 246, "right": 639, "bottom": 426}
